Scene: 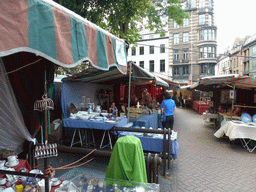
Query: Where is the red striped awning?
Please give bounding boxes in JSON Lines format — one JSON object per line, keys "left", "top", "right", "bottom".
{"left": 235, "top": 74, "right": 256, "bottom": 86}
{"left": 200, "top": 75, "right": 237, "bottom": 86}
{"left": 0, "top": 0, "right": 127, "bottom": 74}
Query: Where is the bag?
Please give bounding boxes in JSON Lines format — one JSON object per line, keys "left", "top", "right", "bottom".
{"left": 161, "top": 113, "right": 166, "bottom": 122}
{"left": 161, "top": 101, "right": 166, "bottom": 122}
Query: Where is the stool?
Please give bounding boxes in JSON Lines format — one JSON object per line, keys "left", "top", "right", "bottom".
{"left": 70, "top": 128, "right": 83, "bottom": 147}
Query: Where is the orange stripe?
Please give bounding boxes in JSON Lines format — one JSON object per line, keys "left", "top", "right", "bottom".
{"left": 105, "top": 35, "right": 115, "bottom": 65}
{"left": 84, "top": 24, "right": 98, "bottom": 66}
{"left": 0, "top": 0, "right": 29, "bottom": 51}
{"left": 52, "top": 7, "right": 73, "bottom": 64}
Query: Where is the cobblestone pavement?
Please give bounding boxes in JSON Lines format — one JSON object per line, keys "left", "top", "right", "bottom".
{"left": 160, "top": 108, "right": 256, "bottom": 192}
{"left": 46, "top": 108, "right": 256, "bottom": 192}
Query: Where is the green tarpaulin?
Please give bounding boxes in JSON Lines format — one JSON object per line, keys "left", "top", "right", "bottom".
{"left": 106, "top": 136, "right": 147, "bottom": 183}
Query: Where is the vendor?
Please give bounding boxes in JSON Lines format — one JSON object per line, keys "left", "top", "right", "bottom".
{"left": 130, "top": 95, "right": 139, "bottom": 106}
{"left": 141, "top": 88, "right": 152, "bottom": 108}
{"left": 109, "top": 102, "right": 118, "bottom": 116}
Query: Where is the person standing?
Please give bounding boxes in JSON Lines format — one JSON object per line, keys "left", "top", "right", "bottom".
{"left": 161, "top": 92, "right": 176, "bottom": 130}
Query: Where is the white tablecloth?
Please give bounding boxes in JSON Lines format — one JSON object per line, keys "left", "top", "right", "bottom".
{"left": 214, "top": 119, "right": 256, "bottom": 141}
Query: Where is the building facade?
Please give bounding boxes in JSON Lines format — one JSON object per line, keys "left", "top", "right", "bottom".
{"left": 215, "top": 54, "right": 230, "bottom": 76}
{"left": 242, "top": 34, "right": 256, "bottom": 77}
{"left": 169, "top": 0, "right": 217, "bottom": 84}
{"left": 127, "top": 31, "right": 170, "bottom": 79}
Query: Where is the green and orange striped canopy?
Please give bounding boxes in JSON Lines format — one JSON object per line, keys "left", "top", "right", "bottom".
{"left": 0, "top": 0, "right": 127, "bottom": 73}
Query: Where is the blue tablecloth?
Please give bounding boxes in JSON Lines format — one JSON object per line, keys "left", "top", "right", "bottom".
{"left": 129, "top": 113, "right": 159, "bottom": 129}
{"left": 63, "top": 118, "right": 128, "bottom": 130}
{"left": 118, "top": 132, "right": 179, "bottom": 160}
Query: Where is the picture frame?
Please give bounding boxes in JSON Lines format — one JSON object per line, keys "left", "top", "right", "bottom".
{"left": 220, "top": 89, "right": 231, "bottom": 104}
{"left": 209, "top": 91, "right": 213, "bottom": 97}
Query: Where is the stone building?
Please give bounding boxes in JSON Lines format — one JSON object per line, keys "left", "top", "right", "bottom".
{"left": 169, "top": 0, "right": 217, "bottom": 84}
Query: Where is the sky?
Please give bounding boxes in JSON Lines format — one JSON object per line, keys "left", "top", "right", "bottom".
{"left": 214, "top": 0, "right": 256, "bottom": 55}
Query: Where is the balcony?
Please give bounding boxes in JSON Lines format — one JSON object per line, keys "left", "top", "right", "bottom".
{"left": 182, "top": 59, "right": 189, "bottom": 63}
{"left": 173, "top": 60, "right": 180, "bottom": 64}
{"left": 198, "top": 7, "right": 205, "bottom": 12}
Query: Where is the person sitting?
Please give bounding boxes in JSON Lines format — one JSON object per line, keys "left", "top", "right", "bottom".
{"left": 109, "top": 102, "right": 118, "bottom": 116}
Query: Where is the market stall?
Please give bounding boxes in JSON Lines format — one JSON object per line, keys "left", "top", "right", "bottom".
{"left": 0, "top": 0, "right": 128, "bottom": 191}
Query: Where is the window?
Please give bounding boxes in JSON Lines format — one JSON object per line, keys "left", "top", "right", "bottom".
{"left": 173, "top": 66, "right": 179, "bottom": 75}
{"left": 149, "top": 46, "right": 154, "bottom": 54}
{"left": 183, "top": 18, "right": 189, "bottom": 27}
{"left": 183, "top": 49, "right": 189, "bottom": 60}
{"left": 199, "top": 14, "right": 205, "bottom": 25}
{"left": 149, "top": 35, "right": 154, "bottom": 39}
{"left": 199, "top": 46, "right": 216, "bottom": 58}
{"left": 204, "top": 29, "right": 208, "bottom": 40}
{"left": 183, "top": 66, "right": 189, "bottom": 75}
{"left": 174, "top": 21, "right": 179, "bottom": 29}
{"left": 160, "top": 60, "right": 165, "bottom": 72}
{"left": 132, "top": 48, "right": 136, "bottom": 56}
{"left": 149, "top": 60, "right": 154, "bottom": 72}
{"left": 160, "top": 44, "right": 165, "bottom": 53}
{"left": 201, "top": 64, "right": 214, "bottom": 75}
{"left": 174, "top": 50, "right": 179, "bottom": 61}
{"left": 209, "top": 0, "right": 213, "bottom": 10}
{"left": 200, "top": 29, "right": 216, "bottom": 41}
{"left": 208, "top": 14, "right": 212, "bottom": 25}
{"left": 140, "top": 47, "right": 144, "bottom": 55}
{"left": 200, "top": 47, "right": 203, "bottom": 58}
{"left": 183, "top": 32, "right": 189, "bottom": 43}
{"left": 174, "top": 34, "right": 179, "bottom": 44}
{"left": 139, "top": 61, "right": 144, "bottom": 68}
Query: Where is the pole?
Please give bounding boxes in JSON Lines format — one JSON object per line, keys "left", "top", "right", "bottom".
{"left": 127, "top": 62, "right": 132, "bottom": 122}
{"left": 231, "top": 84, "right": 235, "bottom": 119}
{"left": 190, "top": 10, "right": 193, "bottom": 84}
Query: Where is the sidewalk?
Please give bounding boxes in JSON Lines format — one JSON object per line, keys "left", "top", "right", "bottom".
{"left": 45, "top": 108, "right": 256, "bottom": 191}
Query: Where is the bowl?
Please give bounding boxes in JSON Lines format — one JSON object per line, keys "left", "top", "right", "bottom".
{"left": 0, "top": 178, "right": 6, "bottom": 185}
{"left": 101, "top": 113, "right": 109, "bottom": 117}
{"left": 90, "top": 112, "right": 100, "bottom": 116}
{"left": 79, "top": 116, "right": 89, "bottom": 120}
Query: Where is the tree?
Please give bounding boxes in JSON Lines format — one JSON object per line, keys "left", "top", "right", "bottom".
{"left": 54, "top": 0, "right": 188, "bottom": 44}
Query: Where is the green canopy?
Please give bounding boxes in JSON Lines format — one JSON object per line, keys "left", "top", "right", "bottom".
{"left": 106, "top": 136, "right": 147, "bottom": 183}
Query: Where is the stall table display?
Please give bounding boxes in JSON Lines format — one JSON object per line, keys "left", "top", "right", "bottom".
{"left": 63, "top": 117, "right": 128, "bottom": 149}
{"left": 118, "top": 131, "right": 179, "bottom": 160}
{"left": 192, "top": 101, "right": 209, "bottom": 115}
{"left": 129, "top": 113, "right": 158, "bottom": 129}
{"left": 214, "top": 119, "right": 256, "bottom": 152}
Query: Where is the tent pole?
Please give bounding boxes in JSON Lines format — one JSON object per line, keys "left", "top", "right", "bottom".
{"left": 127, "top": 62, "right": 132, "bottom": 122}
{"left": 231, "top": 84, "right": 235, "bottom": 120}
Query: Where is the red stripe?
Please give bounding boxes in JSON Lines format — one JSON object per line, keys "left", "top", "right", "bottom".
{"left": 84, "top": 24, "right": 98, "bottom": 66}
{"left": 248, "top": 77, "right": 252, "bottom": 85}
{"left": 105, "top": 35, "right": 115, "bottom": 65}
{"left": 242, "top": 77, "right": 246, "bottom": 84}
{"left": 0, "top": 0, "right": 29, "bottom": 52}
{"left": 52, "top": 7, "right": 73, "bottom": 65}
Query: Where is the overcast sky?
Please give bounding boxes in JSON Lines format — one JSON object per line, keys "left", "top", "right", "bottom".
{"left": 214, "top": 0, "right": 256, "bottom": 55}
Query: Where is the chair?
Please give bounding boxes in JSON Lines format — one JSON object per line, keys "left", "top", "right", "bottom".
{"left": 105, "top": 136, "right": 147, "bottom": 183}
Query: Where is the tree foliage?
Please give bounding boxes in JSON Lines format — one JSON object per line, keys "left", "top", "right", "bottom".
{"left": 53, "top": 0, "right": 188, "bottom": 44}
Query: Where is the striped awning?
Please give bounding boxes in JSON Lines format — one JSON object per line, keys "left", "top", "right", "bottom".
{"left": 235, "top": 75, "right": 256, "bottom": 86}
{"left": 200, "top": 75, "right": 238, "bottom": 86}
{"left": 62, "top": 63, "right": 169, "bottom": 87}
{"left": 0, "top": 0, "right": 127, "bottom": 73}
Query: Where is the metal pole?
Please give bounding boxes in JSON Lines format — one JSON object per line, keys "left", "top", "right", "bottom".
{"left": 231, "top": 84, "right": 236, "bottom": 119}
{"left": 190, "top": 10, "right": 193, "bottom": 84}
{"left": 127, "top": 62, "right": 132, "bottom": 122}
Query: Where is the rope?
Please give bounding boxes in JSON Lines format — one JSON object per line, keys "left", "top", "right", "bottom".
{"left": 0, "top": 58, "right": 42, "bottom": 77}
{"left": 34, "top": 149, "right": 97, "bottom": 178}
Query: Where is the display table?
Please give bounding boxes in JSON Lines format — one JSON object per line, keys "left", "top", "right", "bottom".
{"left": 214, "top": 119, "right": 256, "bottom": 152}
{"left": 129, "top": 113, "right": 158, "bottom": 129}
{"left": 118, "top": 132, "right": 179, "bottom": 160}
{"left": 192, "top": 101, "right": 209, "bottom": 115}
{"left": 63, "top": 118, "right": 128, "bottom": 149}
